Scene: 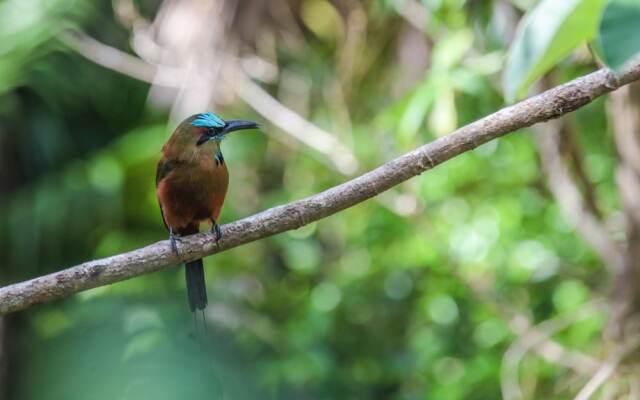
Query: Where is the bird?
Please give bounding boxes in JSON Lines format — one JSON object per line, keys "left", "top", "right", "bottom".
{"left": 156, "top": 112, "right": 259, "bottom": 312}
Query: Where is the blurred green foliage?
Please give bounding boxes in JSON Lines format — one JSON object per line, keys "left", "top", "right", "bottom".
{"left": 0, "top": 0, "right": 626, "bottom": 399}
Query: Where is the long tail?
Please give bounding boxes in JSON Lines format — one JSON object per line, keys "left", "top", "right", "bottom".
{"left": 185, "top": 259, "right": 208, "bottom": 312}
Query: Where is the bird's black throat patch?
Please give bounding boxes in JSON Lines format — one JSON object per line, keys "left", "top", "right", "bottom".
{"left": 214, "top": 150, "right": 224, "bottom": 166}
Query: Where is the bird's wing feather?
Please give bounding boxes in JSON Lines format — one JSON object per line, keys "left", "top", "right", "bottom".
{"left": 158, "top": 201, "right": 169, "bottom": 231}
{"left": 156, "top": 159, "right": 180, "bottom": 186}
{"left": 156, "top": 159, "right": 182, "bottom": 231}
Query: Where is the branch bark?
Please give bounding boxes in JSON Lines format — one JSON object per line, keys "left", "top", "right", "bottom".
{"left": 2, "top": 63, "right": 640, "bottom": 314}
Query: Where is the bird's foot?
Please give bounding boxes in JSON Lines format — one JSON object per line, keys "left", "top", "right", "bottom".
{"left": 169, "top": 229, "right": 181, "bottom": 255}
{"left": 210, "top": 219, "right": 222, "bottom": 244}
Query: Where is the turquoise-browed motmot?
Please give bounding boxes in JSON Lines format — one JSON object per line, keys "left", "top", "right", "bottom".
{"left": 156, "top": 112, "right": 259, "bottom": 311}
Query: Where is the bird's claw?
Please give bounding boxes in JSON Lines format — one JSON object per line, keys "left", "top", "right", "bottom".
{"left": 210, "top": 220, "right": 222, "bottom": 244}
{"left": 169, "top": 229, "right": 181, "bottom": 255}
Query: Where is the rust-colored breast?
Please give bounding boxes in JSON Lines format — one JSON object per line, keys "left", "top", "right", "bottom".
{"left": 208, "top": 163, "right": 229, "bottom": 221}
{"left": 157, "top": 159, "right": 229, "bottom": 232}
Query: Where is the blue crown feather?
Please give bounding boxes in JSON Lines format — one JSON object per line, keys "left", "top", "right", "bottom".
{"left": 191, "top": 112, "right": 225, "bottom": 128}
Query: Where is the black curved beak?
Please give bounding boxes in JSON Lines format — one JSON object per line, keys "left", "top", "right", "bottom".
{"left": 197, "top": 119, "right": 259, "bottom": 146}
{"left": 222, "top": 120, "right": 259, "bottom": 135}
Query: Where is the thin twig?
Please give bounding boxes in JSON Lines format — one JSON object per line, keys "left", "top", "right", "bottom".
{"left": 60, "top": 32, "right": 184, "bottom": 87}
{"left": 236, "top": 75, "right": 359, "bottom": 174}
{"left": 535, "top": 118, "right": 624, "bottom": 271}
{"left": 461, "top": 273, "right": 600, "bottom": 378}
{"left": 1, "top": 61, "right": 640, "bottom": 314}
{"left": 392, "top": 0, "right": 429, "bottom": 32}
{"left": 574, "top": 336, "right": 640, "bottom": 400}
{"left": 501, "top": 303, "right": 603, "bottom": 400}
{"left": 561, "top": 120, "right": 603, "bottom": 219}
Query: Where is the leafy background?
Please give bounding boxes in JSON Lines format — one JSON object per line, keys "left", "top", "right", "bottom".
{"left": 1, "top": 0, "right": 639, "bottom": 399}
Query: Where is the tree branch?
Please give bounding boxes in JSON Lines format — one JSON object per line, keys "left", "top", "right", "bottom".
{"left": 2, "top": 63, "right": 640, "bottom": 314}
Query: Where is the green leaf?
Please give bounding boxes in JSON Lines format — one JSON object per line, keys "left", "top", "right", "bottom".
{"left": 428, "top": 85, "right": 457, "bottom": 137}
{"left": 397, "top": 79, "right": 436, "bottom": 140}
{"left": 380, "top": 30, "right": 473, "bottom": 141}
{"left": 598, "top": 0, "right": 640, "bottom": 71}
{"left": 504, "top": 0, "right": 606, "bottom": 101}
{"left": 431, "top": 29, "right": 474, "bottom": 71}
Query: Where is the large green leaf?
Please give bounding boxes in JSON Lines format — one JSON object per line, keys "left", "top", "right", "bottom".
{"left": 504, "top": 0, "right": 606, "bottom": 101}
{"left": 598, "top": 0, "right": 640, "bottom": 71}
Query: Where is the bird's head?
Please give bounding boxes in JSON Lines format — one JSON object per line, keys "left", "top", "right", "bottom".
{"left": 189, "top": 112, "right": 259, "bottom": 146}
